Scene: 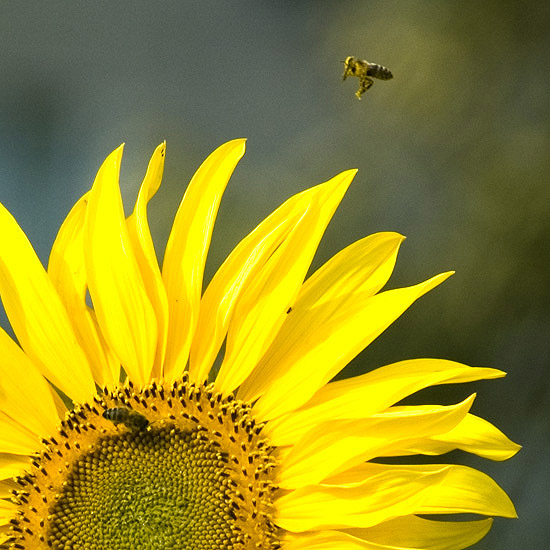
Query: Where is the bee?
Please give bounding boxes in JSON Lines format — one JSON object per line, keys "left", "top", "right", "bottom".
{"left": 342, "top": 56, "right": 393, "bottom": 99}
{"left": 102, "top": 407, "right": 149, "bottom": 431}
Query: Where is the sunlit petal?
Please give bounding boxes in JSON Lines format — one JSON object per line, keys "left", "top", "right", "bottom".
{"left": 48, "top": 193, "right": 120, "bottom": 387}
{"left": 276, "top": 466, "right": 450, "bottom": 531}
{"left": 0, "top": 412, "right": 43, "bottom": 455}
{"left": 384, "top": 411, "right": 521, "bottom": 461}
{"left": 344, "top": 516, "right": 493, "bottom": 550}
{"left": 283, "top": 530, "right": 388, "bottom": 550}
{"left": 0, "top": 454, "right": 30, "bottom": 481}
{"left": 284, "top": 516, "right": 493, "bottom": 550}
{"left": 277, "top": 461, "right": 514, "bottom": 533}
{"left": 0, "top": 327, "right": 60, "bottom": 437}
{"left": 277, "top": 395, "right": 475, "bottom": 489}
{"left": 190, "top": 179, "right": 347, "bottom": 383}
{"left": 0, "top": 203, "right": 95, "bottom": 402}
{"left": 327, "top": 463, "right": 516, "bottom": 517}
{"left": 84, "top": 145, "right": 157, "bottom": 385}
{"left": 264, "top": 359, "right": 503, "bottom": 446}
{"left": 215, "top": 170, "right": 356, "bottom": 394}
{"left": 162, "top": 139, "right": 246, "bottom": 380}
{"left": 239, "top": 232, "right": 403, "bottom": 403}
{"left": 126, "top": 143, "right": 169, "bottom": 378}
{"left": 252, "top": 272, "right": 453, "bottom": 421}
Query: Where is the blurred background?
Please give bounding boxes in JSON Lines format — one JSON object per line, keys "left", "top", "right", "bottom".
{"left": 0, "top": 1, "right": 548, "bottom": 547}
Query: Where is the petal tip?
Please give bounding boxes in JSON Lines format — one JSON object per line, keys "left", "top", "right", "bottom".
{"left": 104, "top": 144, "right": 125, "bottom": 167}
{"left": 221, "top": 138, "right": 247, "bottom": 159}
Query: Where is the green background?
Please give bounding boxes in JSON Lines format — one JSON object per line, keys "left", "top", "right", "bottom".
{"left": 0, "top": 2, "right": 547, "bottom": 548}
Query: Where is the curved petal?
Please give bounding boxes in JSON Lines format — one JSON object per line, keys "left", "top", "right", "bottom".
{"left": 344, "top": 516, "right": 493, "bottom": 550}
{"left": 0, "top": 203, "right": 95, "bottom": 402}
{"left": 239, "top": 231, "right": 403, "bottom": 402}
{"left": 0, "top": 528, "right": 13, "bottom": 547}
{"left": 283, "top": 530, "right": 390, "bottom": 549}
{"left": 0, "top": 411, "right": 42, "bottom": 455}
{"left": 276, "top": 395, "right": 475, "bottom": 489}
{"left": 126, "top": 143, "right": 169, "bottom": 378}
{"left": 162, "top": 139, "right": 246, "bottom": 380}
{"left": 0, "top": 327, "right": 60, "bottom": 437}
{"left": 190, "top": 179, "right": 347, "bottom": 383}
{"left": 417, "top": 465, "right": 517, "bottom": 517}
{"left": 0, "top": 499, "right": 16, "bottom": 524}
{"left": 215, "top": 170, "right": 356, "bottom": 394}
{"left": 385, "top": 412, "right": 521, "bottom": 461}
{"left": 327, "top": 463, "right": 516, "bottom": 518}
{"left": 265, "top": 359, "right": 503, "bottom": 447}
{"left": 252, "top": 272, "right": 454, "bottom": 422}
{"left": 48, "top": 193, "right": 120, "bottom": 387}
{"left": 0, "top": 453, "right": 30, "bottom": 481}
{"left": 84, "top": 145, "right": 158, "bottom": 386}
{"left": 284, "top": 516, "right": 493, "bottom": 550}
{"left": 275, "top": 467, "right": 450, "bottom": 532}
{"left": 0, "top": 479, "right": 18, "bottom": 499}
{"left": 276, "top": 461, "right": 514, "bottom": 532}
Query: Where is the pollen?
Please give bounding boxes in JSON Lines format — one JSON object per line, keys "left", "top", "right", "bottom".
{"left": 5, "top": 376, "right": 280, "bottom": 550}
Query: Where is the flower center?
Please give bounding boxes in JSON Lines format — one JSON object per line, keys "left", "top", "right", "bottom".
{"left": 7, "top": 378, "right": 280, "bottom": 550}
{"left": 50, "top": 427, "right": 233, "bottom": 549}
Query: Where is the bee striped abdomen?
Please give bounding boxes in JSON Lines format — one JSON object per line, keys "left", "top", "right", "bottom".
{"left": 102, "top": 407, "right": 149, "bottom": 431}
{"left": 366, "top": 63, "right": 393, "bottom": 80}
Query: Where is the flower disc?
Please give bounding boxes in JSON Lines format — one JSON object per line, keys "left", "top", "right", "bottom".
{"left": 50, "top": 428, "right": 233, "bottom": 549}
{"left": 8, "top": 379, "right": 279, "bottom": 550}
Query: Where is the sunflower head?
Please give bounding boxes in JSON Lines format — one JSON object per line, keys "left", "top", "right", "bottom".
{"left": 0, "top": 140, "right": 519, "bottom": 550}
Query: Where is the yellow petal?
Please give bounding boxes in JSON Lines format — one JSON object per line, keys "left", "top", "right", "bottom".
{"left": 284, "top": 516, "right": 493, "bottom": 550}
{"left": 162, "top": 139, "right": 246, "bottom": 380}
{"left": 276, "top": 395, "right": 475, "bottom": 489}
{"left": 126, "top": 143, "right": 169, "bottom": 379}
{"left": 277, "top": 460, "right": 514, "bottom": 532}
{"left": 0, "top": 203, "right": 95, "bottom": 402}
{"left": 0, "top": 499, "right": 16, "bottom": 524}
{"left": 215, "top": 170, "right": 356, "bottom": 394}
{"left": 276, "top": 466, "right": 450, "bottom": 531}
{"left": 239, "top": 231, "right": 403, "bottom": 403}
{"left": 0, "top": 529, "right": 13, "bottom": 546}
{"left": 84, "top": 145, "right": 157, "bottom": 386}
{"left": 190, "top": 178, "right": 344, "bottom": 383}
{"left": 328, "top": 463, "right": 516, "bottom": 518}
{"left": 252, "top": 272, "right": 454, "bottom": 422}
{"left": 388, "top": 412, "right": 521, "bottom": 461}
{"left": 0, "top": 327, "right": 60, "bottom": 437}
{"left": 48, "top": 193, "right": 120, "bottom": 387}
{"left": 265, "top": 359, "right": 503, "bottom": 446}
{"left": 415, "top": 464, "right": 517, "bottom": 518}
{"left": 283, "top": 530, "right": 388, "bottom": 550}
{"left": 0, "top": 479, "right": 18, "bottom": 498}
{"left": 0, "top": 411, "right": 42, "bottom": 455}
{"left": 344, "top": 516, "right": 493, "bottom": 550}
{"left": 0, "top": 453, "right": 30, "bottom": 481}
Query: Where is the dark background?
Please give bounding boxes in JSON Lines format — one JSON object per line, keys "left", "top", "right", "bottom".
{"left": 0, "top": 2, "right": 548, "bottom": 548}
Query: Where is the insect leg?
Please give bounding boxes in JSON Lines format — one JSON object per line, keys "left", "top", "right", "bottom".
{"left": 356, "top": 77, "right": 374, "bottom": 99}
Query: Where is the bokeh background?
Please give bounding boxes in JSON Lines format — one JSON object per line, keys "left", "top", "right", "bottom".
{"left": 0, "top": 1, "right": 548, "bottom": 548}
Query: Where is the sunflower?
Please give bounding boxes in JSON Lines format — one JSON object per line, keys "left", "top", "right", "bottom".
{"left": 0, "top": 139, "right": 519, "bottom": 550}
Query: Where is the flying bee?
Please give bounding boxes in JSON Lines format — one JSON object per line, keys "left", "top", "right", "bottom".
{"left": 342, "top": 56, "right": 393, "bottom": 99}
{"left": 102, "top": 407, "right": 149, "bottom": 431}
